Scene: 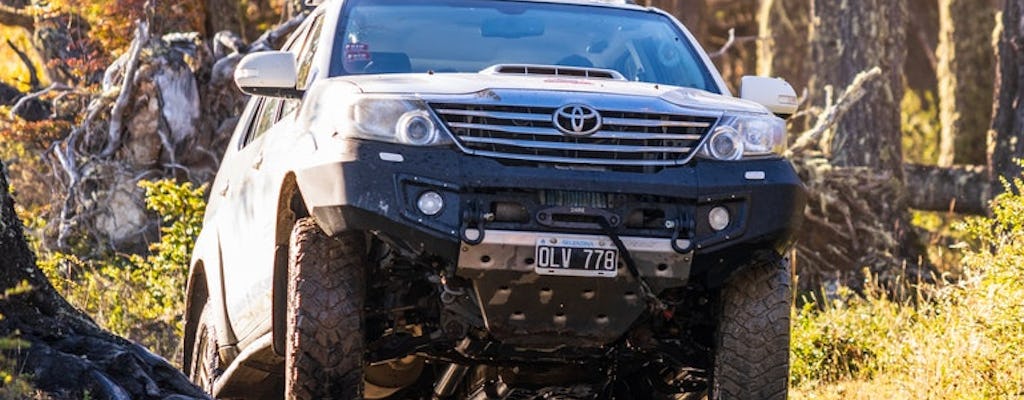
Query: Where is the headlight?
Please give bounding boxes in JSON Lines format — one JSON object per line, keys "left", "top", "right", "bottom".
{"left": 701, "top": 113, "right": 786, "bottom": 160}
{"left": 305, "top": 89, "right": 452, "bottom": 146}
{"left": 707, "top": 125, "right": 743, "bottom": 160}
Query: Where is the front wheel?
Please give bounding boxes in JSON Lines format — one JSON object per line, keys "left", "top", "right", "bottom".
{"left": 711, "top": 257, "right": 792, "bottom": 400}
{"left": 188, "top": 302, "right": 222, "bottom": 393}
{"left": 285, "top": 217, "right": 367, "bottom": 399}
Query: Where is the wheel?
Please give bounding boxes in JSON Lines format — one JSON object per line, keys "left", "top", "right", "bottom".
{"left": 710, "top": 258, "right": 792, "bottom": 400}
{"left": 188, "top": 302, "right": 222, "bottom": 393}
{"left": 285, "top": 217, "right": 367, "bottom": 400}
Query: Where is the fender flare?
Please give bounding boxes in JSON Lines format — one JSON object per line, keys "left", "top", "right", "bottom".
{"left": 182, "top": 228, "right": 236, "bottom": 370}
{"left": 271, "top": 172, "right": 309, "bottom": 355}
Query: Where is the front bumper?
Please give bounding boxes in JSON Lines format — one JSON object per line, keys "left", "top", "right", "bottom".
{"left": 295, "top": 140, "right": 805, "bottom": 345}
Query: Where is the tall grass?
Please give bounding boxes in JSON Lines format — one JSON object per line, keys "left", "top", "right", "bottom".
{"left": 791, "top": 176, "right": 1024, "bottom": 399}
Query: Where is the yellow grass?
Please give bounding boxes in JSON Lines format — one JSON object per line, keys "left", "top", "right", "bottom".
{"left": 790, "top": 178, "right": 1024, "bottom": 400}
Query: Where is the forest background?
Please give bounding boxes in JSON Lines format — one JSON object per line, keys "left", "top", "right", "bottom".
{"left": 1, "top": 0, "right": 1023, "bottom": 398}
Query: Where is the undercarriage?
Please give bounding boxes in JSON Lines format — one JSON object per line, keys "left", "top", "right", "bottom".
{"left": 363, "top": 232, "right": 717, "bottom": 399}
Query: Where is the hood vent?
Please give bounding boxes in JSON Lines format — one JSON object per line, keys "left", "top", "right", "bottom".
{"left": 480, "top": 64, "right": 626, "bottom": 81}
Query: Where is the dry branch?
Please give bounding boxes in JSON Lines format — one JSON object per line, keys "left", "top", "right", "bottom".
{"left": 100, "top": 21, "right": 149, "bottom": 158}
{"left": 8, "top": 83, "right": 74, "bottom": 118}
{"left": 787, "top": 67, "right": 883, "bottom": 155}
{"left": 6, "top": 38, "right": 39, "bottom": 89}
{"left": 786, "top": 66, "right": 929, "bottom": 289}
{"left": 709, "top": 27, "right": 761, "bottom": 59}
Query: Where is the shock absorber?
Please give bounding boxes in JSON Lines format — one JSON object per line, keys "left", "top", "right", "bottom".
{"left": 432, "top": 338, "right": 472, "bottom": 399}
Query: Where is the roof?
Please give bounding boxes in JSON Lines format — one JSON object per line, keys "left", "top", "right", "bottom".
{"left": 306, "top": 0, "right": 644, "bottom": 11}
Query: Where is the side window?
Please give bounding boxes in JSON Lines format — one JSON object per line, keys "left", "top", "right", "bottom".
{"left": 282, "top": 14, "right": 326, "bottom": 117}
{"left": 283, "top": 18, "right": 314, "bottom": 53}
{"left": 241, "top": 97, "right": 282, "bottom": 148}
{"left": 296, "top": 14, "right": 325, "bottom": 90}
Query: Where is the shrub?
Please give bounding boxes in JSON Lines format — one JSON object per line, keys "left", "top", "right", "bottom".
{"left": 39, "top": 179, "right": 206, "bottom": 361}
{"left": 791, "top": 175, "right": 1024, "bottom": 399}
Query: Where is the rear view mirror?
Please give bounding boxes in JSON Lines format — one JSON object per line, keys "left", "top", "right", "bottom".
{"left": 740, "top": 76, "right": 799, "bottom": 118}
{"left": 234, "top": 51, "right": 302, "bottom": 98}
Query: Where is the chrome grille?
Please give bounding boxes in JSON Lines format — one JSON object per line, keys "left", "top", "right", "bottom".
{"left": 430, "top": 102, "right": 717, "bottom": 171}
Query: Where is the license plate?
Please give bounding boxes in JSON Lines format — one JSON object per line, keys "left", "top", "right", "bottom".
{"left": 534, "top": 237, "right": 619, "bottom": 278}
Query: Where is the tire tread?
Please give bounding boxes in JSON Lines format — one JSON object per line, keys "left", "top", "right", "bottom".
{"left": 285, "top": 218, "right": 366, "bottom": 400}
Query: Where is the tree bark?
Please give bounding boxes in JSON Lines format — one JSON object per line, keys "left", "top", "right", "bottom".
{"left": 937, "top": 0, "right": 996, "bottom": 166}
{"left": 990, "top": 0, "right": 1024, "bottom": 183}
{"left": 800, "top": 0, "right": 920, "bottom": 286}
{"left": 810, "top": 0, "right": 906, "bottom": 172}
{"left": 0, "top": 159, "right": 208, "bottom": 399}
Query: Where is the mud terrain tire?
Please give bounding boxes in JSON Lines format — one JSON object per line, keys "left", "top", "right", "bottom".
{"left": 711, "top": 258, "right": 791, "bottom": 400}
{"left": 188, "top": 302, "right": 222, "bottom": 392}
{"left": 285, "top": 217, "right": 367, "bottom": 399}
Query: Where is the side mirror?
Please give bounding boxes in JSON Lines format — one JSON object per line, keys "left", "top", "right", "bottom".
{"left": 740, "top": 76, "right": 799, "bottom": 118}
{"left": 234, "top": 51, "right": 302, "bottom": 98}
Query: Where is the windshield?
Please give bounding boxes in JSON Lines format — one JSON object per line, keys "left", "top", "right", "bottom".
{"left": 329, "top": 0, "right": 719, "bottom": 92}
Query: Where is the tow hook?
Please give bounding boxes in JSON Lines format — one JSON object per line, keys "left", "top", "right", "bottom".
{"left": 460, "top": 200, "right": 491, "bottom": 245}
{"left": 668, "top": 213, "right": 695, "bottom": 254}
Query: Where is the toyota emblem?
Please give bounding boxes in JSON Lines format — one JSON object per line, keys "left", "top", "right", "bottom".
{"left": 553, "top": 104, "right": 601, "bottom": 136}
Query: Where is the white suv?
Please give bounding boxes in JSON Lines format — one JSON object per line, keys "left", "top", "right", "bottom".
{"left": 182, "top": 0, "right": 804, "bottom": 399}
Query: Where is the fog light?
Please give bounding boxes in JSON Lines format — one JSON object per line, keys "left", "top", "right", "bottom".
{"left": 417, "top": 191, "right": 444, "bottom": 216}
{"left": 708, "top": 206, "right": 730, "bottom": 231}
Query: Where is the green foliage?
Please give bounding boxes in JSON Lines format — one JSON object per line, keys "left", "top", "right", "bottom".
{"left": 39, "top": 179, "right": 206, "bottom": 361}
{"left": 792, "top": 174, "right": 1024, "bottom": 399}
{"left": 901, "top": 89, "right": 941, "bottom": 165}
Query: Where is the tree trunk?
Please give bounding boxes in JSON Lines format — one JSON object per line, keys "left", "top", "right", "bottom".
{"left": 937, "top": 0, "right": 996, "bottom": 166}
{"left": 799, "top": 0, "right": 919, "bottom": 286}
{"left": 990, "top": 0, "right": 1024, "bottom": 183}
{"left": 810, "top": 0, "right": 906, "bottom": 171}
{"left": 903, "top": 164, "right": 992, "bottom": 214}
{"left": 0, "top": 159, "right": 208, "bottom": 399}
{"left": 757, "top": 0, "right": 810, "bottom": 93}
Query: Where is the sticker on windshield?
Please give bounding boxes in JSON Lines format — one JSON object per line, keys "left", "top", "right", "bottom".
{"left": 345, "top": 43, "right": 371, "bottom": 63}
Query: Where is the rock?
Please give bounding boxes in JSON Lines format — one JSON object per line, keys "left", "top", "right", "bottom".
{"left": 92, "top": 173, "right": 150, "bottom": 248}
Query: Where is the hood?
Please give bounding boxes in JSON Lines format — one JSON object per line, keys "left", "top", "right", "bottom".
{"left": 333, "top": 73, "right": 769, "bottom": 114}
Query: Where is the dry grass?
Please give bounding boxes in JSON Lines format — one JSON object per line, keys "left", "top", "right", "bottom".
{"left": 790, "top": 177, "right": 1024, "bottom": 399}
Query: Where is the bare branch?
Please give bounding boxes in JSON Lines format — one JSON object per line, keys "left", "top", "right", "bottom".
{"left": 248, "top": 12, "right": 308, "bottom": 52}
{"left": 6, "top": 39, "right": 39, "bottom": 90}
{"left": 710, "top": 28, "right": 736, "bottom": 58}
{"left": 787, "top": 67, "right": 883, "bottom": 155}
{"left": 709, "top": 28, "right": 761, "bottom": 59}
{"left": 99, "top": 21, "right": 149, "bottom": 158}
{"left": 8, "top": 82, "right": 74, "bottom": 119}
